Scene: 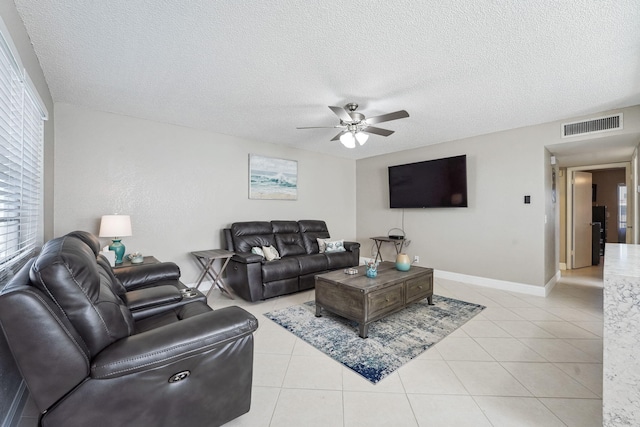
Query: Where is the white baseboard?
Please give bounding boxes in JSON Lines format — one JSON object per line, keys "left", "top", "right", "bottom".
{"left": 544, "top": 270, "right": 562, "bottom": 296}
{"left": 351, "top": 260, "right": 559, "bottom": 298}
{"left": 559, "top": 262, "right": 567, "bottom": 270}
{"left": 434, "top": 270, "right": 548, "bottom": 297}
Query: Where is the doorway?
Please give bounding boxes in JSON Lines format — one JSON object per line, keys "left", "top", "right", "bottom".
{"left": 565, "top": 162, "right": 631, "bottom": 270}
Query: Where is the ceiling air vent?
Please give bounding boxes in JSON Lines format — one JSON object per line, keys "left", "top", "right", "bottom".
{"left": 562, "top": 113, "right": 623, "bottom": 138}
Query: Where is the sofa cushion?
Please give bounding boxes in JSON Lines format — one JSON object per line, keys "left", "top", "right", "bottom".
{"left": 96, "top": 253, "right": 128, "bottom": 298}
{"left": 297, "top": 254, "right": 329, "bottom": 275}
{"left": 273, "top": 221, "right": 306, "bottom": 257}
{"left": 262, "top": 245, "right": 281, "bottom": 261}
{"left": 261, "top": 258, "right": 300, "bottom": 282}
{"left": 324, "top": 239, "right": 346, "bottom": 253}
{"left": 251, "top": 247, "right": 265, "bottom": 257}
{"left": 298, "top": 220, "right": 330, "bottom": 254}
{"left": 66, "top": 230, "right": 102, "bottom": 255}
{"left": 317, "top": 238, "right": 329, "bottom": 253}
{"left": 275, "top": 234, "right": 306, "bottom": 257}
{"left": 325, "top": 251, "right": 357, "bottom": 270}
{"left": 231, "top": 221, "right": 276, "bottom": 253}
{"left": 262, "top": 277, "right": 298, "bottom": 299}
{"left": 29, "top": 236, "right": 135, "bottom": 356}
{"left": 134, "top": 301, "right": 212, "bottom": 333}
{"left": 271, "top": 220, "right": 298, "bottom": 234}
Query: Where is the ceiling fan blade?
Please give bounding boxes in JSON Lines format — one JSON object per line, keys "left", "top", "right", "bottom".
{"left": 365, "top": 110, "right": 409, "bottom": 125}
{"left": 296, "top": 126, "right": 341, "bottom": 129}
{"left": 363, "top": 126, "right": 395, "bottom": 137}
{"left": 331, "top": 131, "right": 347, "bottom": 141}
{"left": 329, "top": 106, "right": 354, "bottom": 123}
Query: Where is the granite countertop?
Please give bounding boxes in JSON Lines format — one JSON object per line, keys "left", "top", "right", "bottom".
{"left": 603, "top": 243, "right": 640, "bottom": 426}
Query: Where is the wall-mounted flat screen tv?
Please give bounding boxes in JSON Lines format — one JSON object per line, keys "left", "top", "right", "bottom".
{"left": 388, "top": 155, "right": 468, "bottom": 208}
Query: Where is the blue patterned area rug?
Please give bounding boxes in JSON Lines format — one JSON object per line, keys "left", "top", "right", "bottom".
{"left": 264, "top": 295, "right": 485, "bottom": 383}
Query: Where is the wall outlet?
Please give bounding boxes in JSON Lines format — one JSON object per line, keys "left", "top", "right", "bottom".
{"left": 413, "top": 255, "right": 419, "bottom": 263}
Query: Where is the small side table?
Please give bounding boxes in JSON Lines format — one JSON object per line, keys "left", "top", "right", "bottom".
{"left": 191, "top": 249, "right": 235, "bottom": 299}
{"left": 112, "top": 256, "right": 159, "bottom": 269}
{"left": 370, "top": 236, "right": 405, "bottom": 263}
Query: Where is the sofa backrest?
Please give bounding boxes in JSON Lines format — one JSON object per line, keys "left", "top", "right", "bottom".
{"left": 29, "top": 235, "right": 135, "bottom": 356}
{"left": 0, "top": 258, "right": 92, "bottom": 412}
{"left": 65, "top": 230, "right": 102, "bottom": 255}
{"left": 96, "top": 253, "right": 129, "bottom": 297}
{"left": 228, "top": 220, "right": 331, "bottom": 256}
{"left": 272, "top": 221, "right": 306, "bottom": 257}
{"left": 230, "top": 221, "right": 277, "bottom": 253}
{"left": 298, "top": 220, "right": 330, "bottom": 254}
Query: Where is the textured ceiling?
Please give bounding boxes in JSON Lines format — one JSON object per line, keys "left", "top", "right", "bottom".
{"left": 13, "top": 0, "right": 640, "bottom": 160}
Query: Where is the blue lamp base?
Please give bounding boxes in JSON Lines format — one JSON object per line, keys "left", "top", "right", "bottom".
{"left": 109, "top": 239, "right": 126, "bottom": 264}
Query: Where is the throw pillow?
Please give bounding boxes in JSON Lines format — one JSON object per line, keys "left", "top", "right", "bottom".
{"left": 317, "top": 238, "right": 330, "bottom": 253}
{"left": 324, "top": 239, "right": 346, "bottom": 253}
{"left": 262, "top": 245, "right": 281, "bottom": 261}
{"left": 251, "top": 246, "right": 265, "bottom": 257}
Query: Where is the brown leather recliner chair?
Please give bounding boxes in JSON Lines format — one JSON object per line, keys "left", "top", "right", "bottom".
{"left": 0, "top": 234, "right": 258, "bottom": 427}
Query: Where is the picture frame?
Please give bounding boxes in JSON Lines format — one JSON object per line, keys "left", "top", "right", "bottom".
{"left": 249, "top": 154, "right": 298, "bottom": 200}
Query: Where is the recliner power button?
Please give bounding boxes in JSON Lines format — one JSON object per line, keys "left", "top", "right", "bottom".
{"left": 169, "top": 370, "right": 191, "bottom": 383}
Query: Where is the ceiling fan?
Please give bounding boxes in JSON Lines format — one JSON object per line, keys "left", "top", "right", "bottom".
{"left": 297, "top": 103, "right": 409, "bottom": 148}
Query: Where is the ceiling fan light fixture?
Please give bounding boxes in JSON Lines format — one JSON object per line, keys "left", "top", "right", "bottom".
{"left": 298, "top": 102, "right": 409, "bottom": 147}
{"left": 339, "top": 132, "right": 356, "bottom": 148}
{"left": 355, "top": 131, "right": 369, "bottom": 145}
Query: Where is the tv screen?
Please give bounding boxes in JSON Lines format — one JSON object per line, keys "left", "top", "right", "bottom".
{"left": 388, "top": 155, "right": 468, "bottom": 208}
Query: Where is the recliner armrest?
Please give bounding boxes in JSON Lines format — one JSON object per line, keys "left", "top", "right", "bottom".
{"left": 344, "top": 241, "right": 361, "bottom": 252}
{"left": 91, "top": 306, "right": 258, "bottom": 379}
{"left": 114, "top": 262, "right": 182, "bottom": 290}
{"left": 123, "top": 285, "right": 183, "bottom": 311}
{"left": 232, "top": 252, "right": 263, "bottom": 264}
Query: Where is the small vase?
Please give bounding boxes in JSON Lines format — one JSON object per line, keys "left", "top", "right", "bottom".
{"left": 366, "top": 266, "right": 377, "bottom": 278}
{"left": 395, "top": 253, "right": 411, "bottom": 271}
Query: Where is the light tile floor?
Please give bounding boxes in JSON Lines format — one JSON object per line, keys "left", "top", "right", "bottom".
{"left": 19, "top": 265, "right": 604, "bottom": 427}
{"left": 216, "top": 265, "right": 603, "bottom": 427}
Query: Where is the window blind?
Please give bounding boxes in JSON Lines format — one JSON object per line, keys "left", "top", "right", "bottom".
{"left": 0, "top": 25, "right": 46, "bottom": 284}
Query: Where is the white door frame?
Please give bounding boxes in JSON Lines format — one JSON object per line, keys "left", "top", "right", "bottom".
{"left": 566, "top": 162, "right": 631, "bottom": 269}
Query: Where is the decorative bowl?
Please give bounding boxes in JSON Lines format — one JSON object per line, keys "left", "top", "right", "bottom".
{"left": 128, "top": 252, "right": 143, "bottom": 264}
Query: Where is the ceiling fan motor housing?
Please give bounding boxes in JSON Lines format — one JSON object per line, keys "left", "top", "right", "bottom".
{"left": 342, "top": 112, "right": 365, "bottom": 125}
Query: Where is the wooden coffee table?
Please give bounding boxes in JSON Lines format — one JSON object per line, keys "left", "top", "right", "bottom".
{"left": 315, "top": 261, "right": 434, "bottom": 338}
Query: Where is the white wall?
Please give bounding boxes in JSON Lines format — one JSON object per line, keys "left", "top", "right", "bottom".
{"left": 544, "top": 148, "right": 559, "bottom": 285}
{"left": 356, "top": 126, "right": 548, "bottom": 288}
{"left": 53, "top": 103, "right": 356, "bottom": 284}
{"left": 356, "top": 105, "right": 640, "bottom": 289}
{"left": 55, "top": 103, "right": 640, "bottom": 290}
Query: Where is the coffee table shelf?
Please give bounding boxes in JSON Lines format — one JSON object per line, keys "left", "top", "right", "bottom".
{"left": 314, "top": 262, "right": 433, "bottom": 338}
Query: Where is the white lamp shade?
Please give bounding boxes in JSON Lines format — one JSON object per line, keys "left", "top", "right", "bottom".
{"left": 355, "top": 132, "right": 369, "bottom": 145}
{"left": 339, "top": 132, "right": 356, "bottom": 148}
{"left": 99, "top": 215, "right": 132, "bottom": 237}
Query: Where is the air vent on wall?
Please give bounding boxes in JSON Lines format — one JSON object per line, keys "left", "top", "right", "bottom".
{"left": 562, "top": 113, "right": 622, "bottom": 138}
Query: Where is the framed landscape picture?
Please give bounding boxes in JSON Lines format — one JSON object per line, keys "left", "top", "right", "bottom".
{"left": 249, "top": 154, "right": 298, "bottom": 200}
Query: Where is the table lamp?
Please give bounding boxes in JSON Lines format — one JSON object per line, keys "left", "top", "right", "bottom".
{"left": 99, "top": 214, "right": 132, "bottom": 264}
